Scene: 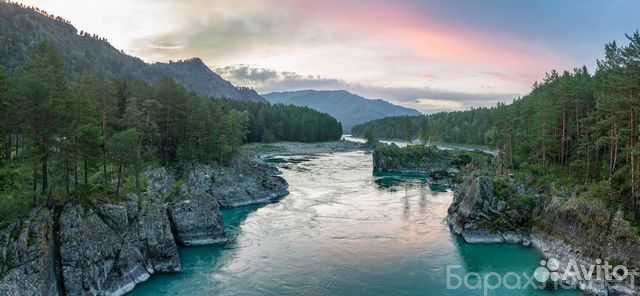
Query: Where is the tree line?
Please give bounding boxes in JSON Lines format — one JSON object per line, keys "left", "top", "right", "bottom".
{"left": 0, "top": 42, "right": 341, "bottom": 223}
{"left": 354, "top": 32, "right": 640, "bottom": 223}
{"left": 2, "top": 1, "right": 73, "bottom": 26}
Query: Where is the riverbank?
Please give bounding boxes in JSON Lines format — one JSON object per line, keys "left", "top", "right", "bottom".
{"left": 372, "top": 143, "right": 639, "bottom": 295}
{"left": 447, "top": 173, "right": 640, "bottom": 296}
{"left": 130, "top": 150, "right": 573, "bottom": 296}
{"left": 0, "top": 141, "right": 359, "bottom": 296}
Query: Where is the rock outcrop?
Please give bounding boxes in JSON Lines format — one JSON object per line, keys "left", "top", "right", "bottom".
{"left": 205, "top": 159, "right": 289, "bottom": 208}
{"left": 0, "top": 208, "right": 59, "bottom": 296}
{"left": 447, "top": 174, "right": 640, "bottom": 295}
{"left": 59, "top": 196, "right": 181, "bottom": 296}
{"left": 0, "top": 156, "right": 289, "bottom": 296}
{"left": 447, "top": 174, "right": 535, "bottom": 241}
{"left": 143, "top": 160, "right": 288, "bottom": 244}
{"left": 168, "top": 198, "right": 226, "bottom": 246}
{"left": 144, "top": 166, "right": 227, "bottom": 246}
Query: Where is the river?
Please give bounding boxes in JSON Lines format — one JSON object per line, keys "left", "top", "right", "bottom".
{"left": 130, "top": 151, "right": 577, "bottom": 296}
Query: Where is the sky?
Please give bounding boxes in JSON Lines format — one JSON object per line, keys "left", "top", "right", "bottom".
{"left": 15, "top": 0, "right": 640, "bottom": 112}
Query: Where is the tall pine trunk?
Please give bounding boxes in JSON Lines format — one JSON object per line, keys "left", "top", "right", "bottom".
{"left": 41, "top": 152, "right": 48, "bottom": 195}
{"left": 65, "top": 156, "right": 70, "bottom": 196}
{"left": 84, "top": 158, "right": 89, "bottom": 185}
{"left": 116, "top": 163, "right": 123, "bottom": 196}
{"left": 630, "top": 108, "right": 638, "bottom": 219}
{"left": 74, "top": 160, "right": 79, "bottom": 189}
{"left": 4, "top": 134, "right": 10, "bottom": 162}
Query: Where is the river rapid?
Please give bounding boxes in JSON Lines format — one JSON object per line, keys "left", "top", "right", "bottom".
{"left": 131, "top": 151, "right": 577, "bottom": 296}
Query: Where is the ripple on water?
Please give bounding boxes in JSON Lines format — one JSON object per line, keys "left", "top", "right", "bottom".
{"left": 130, "top": 151, "right": 578, "bottom": 296}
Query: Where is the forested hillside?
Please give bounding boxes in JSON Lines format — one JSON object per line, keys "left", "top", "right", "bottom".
{"left": 263, "top": 90, "right": 421, "bottom": 132}
{"left": 352, "top": 109, "right": 495, "bottom": 145}
{"left": 0, "top": 1, "right": 265, "bottom": 102}
{"left": 355, "top": 32, "right": 640, "bottom": 222}
{"left": 0, "top": 43, "right": 341, "bottom": 224}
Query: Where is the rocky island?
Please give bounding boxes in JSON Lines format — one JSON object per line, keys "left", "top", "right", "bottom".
{"left": 372, "top": 143, "right": 491, "bottom": 186}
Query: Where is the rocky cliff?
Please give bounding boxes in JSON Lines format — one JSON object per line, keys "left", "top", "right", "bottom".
{"left": 447, "top": 174, "right": 640, "bottom": 295}
{"left": 447, "top": 174, "right": 539, "bottom": 243}
{"left": 0, "top": 157, "right": 288, "bottom": 296}
{"left": 0, "top": 208, "right": 59, "bottom": 296}
{"left": 59, "top": 198, "right": 181, "bottom": 296}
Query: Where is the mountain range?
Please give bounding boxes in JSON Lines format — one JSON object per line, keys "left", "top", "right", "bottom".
{"left": 0, "top": 2, "right": 265, "bottom": 102}
{"left": 0, "top": 2, "right": 421, "bottom": 124}
{"left": 263, "top": 90, "right": 421, "bottom": 132}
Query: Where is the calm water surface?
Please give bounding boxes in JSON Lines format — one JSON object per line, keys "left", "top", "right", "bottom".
{"left": 131, "top": 151, "right": 577, "bottom": 296}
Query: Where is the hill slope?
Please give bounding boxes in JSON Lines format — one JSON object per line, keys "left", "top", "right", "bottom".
{"left": 0, "top": 2, "right": 265, "bottom": 102}
{"left": 263, "top": 90, "right": 421, "bottom": 132}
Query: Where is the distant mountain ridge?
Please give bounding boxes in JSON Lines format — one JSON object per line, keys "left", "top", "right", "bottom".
{"left": 263, "top": 90, "right": 421, "bottom": 132}
{"left": 0, "top": 2, "right": 265, "bottom": 102}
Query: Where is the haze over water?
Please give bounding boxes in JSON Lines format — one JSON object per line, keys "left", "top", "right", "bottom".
{"left": 131, "top": 151, "right": 577, "bottom": 296}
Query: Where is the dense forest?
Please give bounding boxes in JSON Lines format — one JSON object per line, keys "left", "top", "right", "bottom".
{"left": 355, "top": 32, "right": 640, "bottom": 223}
{"left": 0, "top": 42, "right": 341, "bottom": 224}
{"left": 352, "top": 110, "right": 495, "bottom": 145}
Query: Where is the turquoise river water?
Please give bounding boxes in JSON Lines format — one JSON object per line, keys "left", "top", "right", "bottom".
{"left": 130, "top": 151, "right": 578, "bottom": 296}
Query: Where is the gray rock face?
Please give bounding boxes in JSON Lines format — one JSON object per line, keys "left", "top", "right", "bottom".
{"left": 0, "top": 208, "right": 59, "bottom": 296}
{"left": 167, "top": 166, "right": 226, "bottom": 245}
{"left": 144, "top": 167, "right": 176, "bottom": 198}
{"left": 59, "top": 197, "right": 181, "bottom": 296}
{"left": 144, "top": 160, "right": 289, "bottom": 208}
{"left": 206, "top": 160, "right": 289, "bottom": 208}
{"left": 447, "top": 175, "right": 534, "bottom": 235}
{"left": 447, "top": 175, "right": 498, "bottom": 233}
{"left": 168, "top": 199, "right": 225, "bottom": 246}
{"left": 448, "top": 174, "right": 640, "bottom": 295}
{"left": 142, "top": 160, "right": 288, "bottom": 244}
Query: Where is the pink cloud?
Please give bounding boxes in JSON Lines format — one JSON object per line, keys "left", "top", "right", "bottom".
{"left": 278, "top": 0, "right": 565, "bottom": 78}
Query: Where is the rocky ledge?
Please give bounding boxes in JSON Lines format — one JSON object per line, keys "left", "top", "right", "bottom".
{"left": 0, "top": 157, "right": 289, "bottom": 296}
{"left": 447, "top": 174, "right": 640, "bottom": 296}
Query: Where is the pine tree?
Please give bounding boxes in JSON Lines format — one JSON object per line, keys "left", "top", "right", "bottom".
{"left": 16, "top": 42, "right": 67, "bottom": 200}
